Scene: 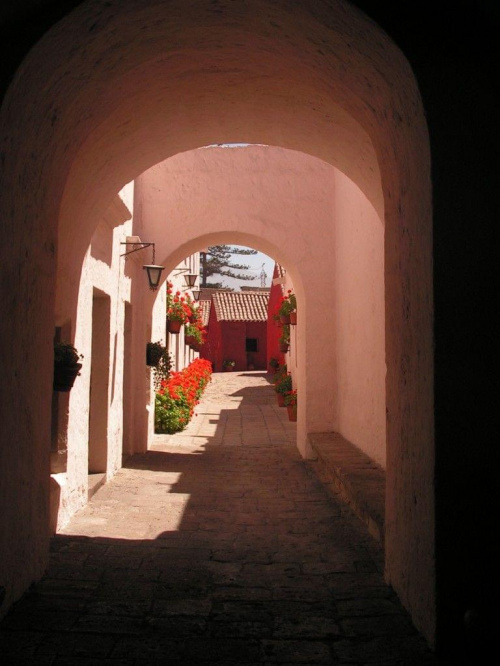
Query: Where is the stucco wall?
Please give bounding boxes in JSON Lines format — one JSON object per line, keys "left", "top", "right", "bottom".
{"left": 333, "top": 177, "right": 386, "bottom": 467}
{"left": 52, "top": 186, "right": 134, "bottom": 529}
{"left": 0, "top": 0, "right": 434, "bottom": 646}
{"left": 137, "top": 146, "right": 385, "bottom": 469}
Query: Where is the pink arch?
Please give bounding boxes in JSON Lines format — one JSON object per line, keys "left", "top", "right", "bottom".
{"left": 0, "top": 0, "right": 434, "bottom": 645}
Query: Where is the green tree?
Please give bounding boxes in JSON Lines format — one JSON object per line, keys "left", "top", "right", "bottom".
{"left": 200, "top": 245, "right": 258, "bottom": 288}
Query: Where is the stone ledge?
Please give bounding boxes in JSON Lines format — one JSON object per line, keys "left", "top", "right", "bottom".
{"left": 307, "top": 432, "right": 385, "bottom": 546}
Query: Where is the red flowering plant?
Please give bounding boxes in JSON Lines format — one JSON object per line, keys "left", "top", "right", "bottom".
{"left": 184, "top": 302, "right": 206, "bottom": 346}
{"left": 184, "top": 323, "right": 204, "bottom": 346}
{"left": 275, "top": 372, "right": 292, "bottom": 396}
{"left": 166, "top": 281, "right": 188, "bottom": 323}
{"left": 183, "top": 293, "right": 200, "bottom": 323}
{"left": 278, "top": 324, "right": 290, "bottom": 346}
{"left": 283, "top": 389, "right": 297, "bottom": 407}
{"left": 273, "top": 290, "right": 297, "bottom": 323}
{"left": 155, "top": 358, "right": 212, "bottom": 433}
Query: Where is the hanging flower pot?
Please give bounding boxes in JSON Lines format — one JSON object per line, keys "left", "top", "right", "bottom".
{"left": 279, "top": 342, "right": 289, "bottom": 353}
{"left": 277, "top": 393, "right": 285, "bottom": 407}
{"left": 167, "top": 319, "right": 182, "bottom": 334}
{"left": 53, "top": 363, "right": 82, "bottom": 392}
{"left": 53, "top": 342, "right": 83, "bottom": 392}
{"left": 185, "top": 334, "right": 196, "bottom": 347}
{"left": 146, "top": 341, "right": 164, "bottom": 366}
{"left": 289, "top": 311, "right": 297, "bottom": 325}
{"left": 286, "top": 404, "right": 297, "bottom": 421}
{"left": 280, "top": 314, "right": 290, "bottom": 325}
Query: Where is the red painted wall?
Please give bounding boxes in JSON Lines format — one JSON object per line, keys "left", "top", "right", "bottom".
{"left": 245, "top": 321, "right": 267, "bottom": 370}
{"left": 200, "top": 301, "right": 267, "bottom": 372}
{"left": 200, "top": 300, "right": 223, "bottom": 371}
{"left": 267, "top": 266, "right": 285, "bottom": 369}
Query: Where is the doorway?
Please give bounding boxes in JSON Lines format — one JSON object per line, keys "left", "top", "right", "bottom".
{"left": 88, "top": 289, "right": 111, "bottom": 496}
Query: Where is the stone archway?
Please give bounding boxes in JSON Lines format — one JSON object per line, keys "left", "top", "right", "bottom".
{"left": 0, "top": 0, "right": 433, "bottom": 645}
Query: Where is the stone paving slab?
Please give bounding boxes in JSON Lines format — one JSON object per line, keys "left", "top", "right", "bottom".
{"left": 0, "top": 371, "right": 439, "bottom": 664}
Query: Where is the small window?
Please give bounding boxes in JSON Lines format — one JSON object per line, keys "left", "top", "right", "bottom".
{"left": 246, "top": 338, "right": 258, "bottom": 352}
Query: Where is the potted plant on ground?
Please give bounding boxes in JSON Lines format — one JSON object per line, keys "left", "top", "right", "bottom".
{"left": 223, "top": 359, "right": 236, "bottom": 371}
{"left": 146, "top": 341, "right": 165, "bottom": 367}
{"left": 274, "top": 372, "right": 292, "bottom": 407}
{"left": 284, "top": 389, "right": 297, "bottom": 421}
{"left": 269, "top": 357, "right": 280, "bottom": 374}
{"left": 53, "top": 342, "right": 83, "bottom": 392}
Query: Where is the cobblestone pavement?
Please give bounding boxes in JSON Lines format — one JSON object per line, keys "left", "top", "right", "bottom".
{"left": 0, "top": 371, "right": 439, "bottom": 664}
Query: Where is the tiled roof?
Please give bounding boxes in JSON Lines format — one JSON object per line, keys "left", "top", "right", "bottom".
{"left": 198, "top": 287, "right": 232, "bottom": 301}
{"left": 212, "top": 291, "right": 269, "bottom": 322}
{"left": 240, "top": 286, "right": 271, "bottom": 293}
{"left": 275, "top": 263, "right": 286, "bottom": 279}
{"left": 198, "top": 300, "right": 211, "bottom": 327}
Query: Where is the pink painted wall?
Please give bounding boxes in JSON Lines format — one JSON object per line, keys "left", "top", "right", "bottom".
{"left": 334, "top": 177, "right": 386, "bottom": 467}
{"left": 136, "top": 146, "right": 385, "bottom": 468}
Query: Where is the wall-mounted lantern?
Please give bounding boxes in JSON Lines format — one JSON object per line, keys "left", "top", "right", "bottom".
{"left": 184, "top": 273, "right": 198, "bottom": 288}
{"left": 120, "top": 238, "right": 165, "bottom": 291}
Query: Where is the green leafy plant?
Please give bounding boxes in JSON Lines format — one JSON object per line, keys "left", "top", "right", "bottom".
{"left": 166, "top": 281, "right": 188, "bottom": 323}
{"left": 152, "top": 348, "right": 172, "bottom": 392}
{"left": 275, "top": 373, "right": 292, "bottom": 395}
{"left": 53, "top": 341, "right": 83, "bottom": 391}
{"left": 269, "top": 357, "right": 280, "bottom": 369}
{"left": 155, "top": 358, "right": 212, "bottom": 433}
{"left": 273, "top": 363, "right": 287, "bottom": 382}
{"left": 185, "top": 323, "right": 204, "bottom": 345}
{"left": 54, "top": 342, "right": 83, "bottom": 366}
{"left": 273, "top": 290, "right": 297, "bottom": 322}
{"left": 146, "top": 341, "right": 164, "bottom": 367}
{"left": 279, "top": 324, "right": 290, "bottom": 345}
{"left": 223, "top": 359, "right": 236, "bottom": 369}
{"left": 283, "top": 389, "right": 297, "bottom": 407}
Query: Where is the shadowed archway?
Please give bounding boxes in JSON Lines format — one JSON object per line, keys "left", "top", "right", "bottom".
{"left": 0, "top": 0, "right": 433, "bottom": 646}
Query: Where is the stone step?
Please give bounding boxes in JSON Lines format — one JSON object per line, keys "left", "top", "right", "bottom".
{"left": 307, "top": 432, "right": 385, "bottom": 545}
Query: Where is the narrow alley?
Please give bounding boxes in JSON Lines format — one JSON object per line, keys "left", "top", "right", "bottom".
{"left": 0, "top": 372, "right": 437, "bottom": 664}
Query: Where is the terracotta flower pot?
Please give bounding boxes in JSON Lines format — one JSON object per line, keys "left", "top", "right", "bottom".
{"left": 286, "top": 404, "right": 297, "bottom": 421}
{"left": 185, "top": 334, "right": 196, "bottom": 346}
{"left": 279, "top": 342, "right": 289, "bottom": 353}
{"left": 53, "top": 363, "right": 82, "bottom": 392}
{"left": 289, "top": 311, "right": 297, "bottom": 325}
{"left": 277, "top": 393, "right": 285, "bottom": 407}
{"left": 167, "top": 319, "right": 182, "bottom": 334}
{"left": 280, "top": 314, "right": 291, "bottom": 325}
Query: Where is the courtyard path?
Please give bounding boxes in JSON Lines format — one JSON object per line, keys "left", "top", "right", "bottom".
{"left": 0, "top": 371, "right": 438, "bottom": 664}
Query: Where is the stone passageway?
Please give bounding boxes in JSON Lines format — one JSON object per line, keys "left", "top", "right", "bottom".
{"left": 0, "top": 372, "right": 438, "bottom": 664}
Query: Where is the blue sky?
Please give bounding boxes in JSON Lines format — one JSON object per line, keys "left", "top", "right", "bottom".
{"left": 218, "top": 245, "right": 275, "bottom": 290}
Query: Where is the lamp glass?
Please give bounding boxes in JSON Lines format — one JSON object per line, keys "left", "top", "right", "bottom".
{"left": 192, "top": 290, "right": 201, "bottom": 302}
{"left": 184, "top": 273, "right": 198, "bottom": 288}
{"left": 143, "top": 264, "right": 164, "bottom": 291}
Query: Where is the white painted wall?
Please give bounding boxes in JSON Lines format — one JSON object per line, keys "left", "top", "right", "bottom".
{"left": 52, "top": 185, "right": 134, "bottom": 529}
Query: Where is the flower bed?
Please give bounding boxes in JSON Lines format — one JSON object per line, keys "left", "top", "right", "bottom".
{"left": 155, "top": 358, "right": 212, "bottom": 433}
